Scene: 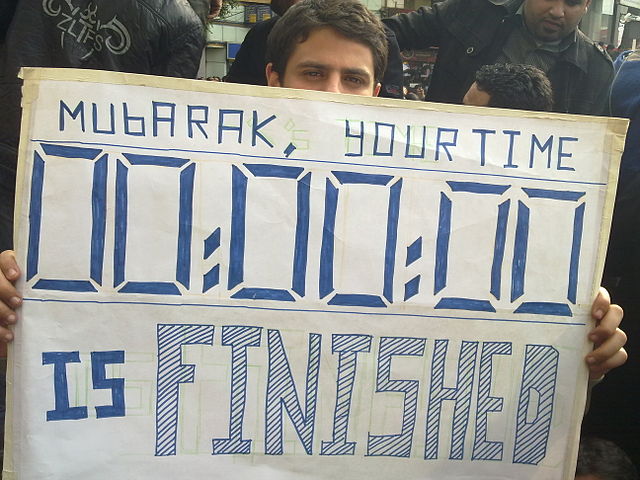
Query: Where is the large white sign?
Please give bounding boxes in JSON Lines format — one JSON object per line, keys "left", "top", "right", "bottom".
{"left": 4, "top": 68, "right": 626, "bottom": 480}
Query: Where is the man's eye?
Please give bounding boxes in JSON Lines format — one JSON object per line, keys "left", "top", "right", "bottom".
{"left": 304, "top": 71, "right": 322, "bottom": 78}
{"left": 345, "top": 76, "right": 364, "bottom": 85}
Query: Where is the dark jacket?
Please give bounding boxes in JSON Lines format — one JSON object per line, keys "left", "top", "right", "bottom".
{"left": 226, "top": 17, "right": 404, "bottom": 99}
{"left": 225, "top": 17, "right": 279, "bottom": 86}
{"left": 604, "top": 50, "right": 640, "bottom": 284}
{"left": 0, "top": 0, "right": 205, "bottom": 177}
{"left": 0, "top": 0, "right": 19, "bottom": 45}
{"left": 383, "top": 0, "right": 613, "bottom": 115}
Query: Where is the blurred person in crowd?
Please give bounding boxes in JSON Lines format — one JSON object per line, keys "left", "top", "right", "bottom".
{"left": 413, "top": 84, "right": 426, "bottom": 100}
{"left": 225, "top": 0, "right": 403, "bottom": 98}
{"left": 383, "top": 0, "right": 613, "bottom": 115}
{"left": 575, "top": 436, "right": 638, "bottom": 480}
{"left": 582, "top": 47, "right": 640, "bottom": 471}
{"left": 603, "top": 49, "right": 640, "bottom": 287}
{"left": 404, "top": 85, "right": 425, "bottom": 100}
{"left": 0, "top": 0, "right": 220, "bottom": 253}
{"left": 463, "top": 63, "right": 553, "bottom": 111}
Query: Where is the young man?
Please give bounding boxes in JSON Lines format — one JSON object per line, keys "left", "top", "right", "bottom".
{"left": 463, "top": 63, "right": 554, "bottom": 111}
{"left": 264, "top": 0, "right": 387, "bottom": 97}
{"left": 383, "top": 0, "right": 612, "bottom": 115}
{"left": 0, "top": 0, "right": 627, "bottom": 383}
{"left": 226, "top": 0, "right": 402, "bottom": 98}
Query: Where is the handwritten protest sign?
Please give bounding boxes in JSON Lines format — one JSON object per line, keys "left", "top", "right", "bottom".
{"left": 4, "top": 68, "right": 626, "bottom": 479}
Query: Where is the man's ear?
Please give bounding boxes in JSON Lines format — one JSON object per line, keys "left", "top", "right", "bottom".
{"left": 266, "top": 63, "right": 282, "bottom": 87}
{"left": 373, "top": 83, "right": 381, "bottom": 97}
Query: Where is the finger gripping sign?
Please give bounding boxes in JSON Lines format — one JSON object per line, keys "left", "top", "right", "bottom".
{"left": 5, "top": 68, "right": 626, "bottom": 480}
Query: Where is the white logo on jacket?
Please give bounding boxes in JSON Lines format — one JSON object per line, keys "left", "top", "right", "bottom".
{"left": 42, "top": 0, "right": 132, "bottom": 59}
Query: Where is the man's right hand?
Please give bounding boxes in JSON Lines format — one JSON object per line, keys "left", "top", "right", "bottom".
{"left": 0, "top": 250, "right": 21, "bottom": 342}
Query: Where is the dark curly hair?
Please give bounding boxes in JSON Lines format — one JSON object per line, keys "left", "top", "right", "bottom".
{"left": 475, "top": 63, "right": 554, "bottom": 112}
{"left": 266, "top": 0, "right": 388, "bottom": 83}
{"left": 575, "top": 436, "right": 638, "bottom": 480}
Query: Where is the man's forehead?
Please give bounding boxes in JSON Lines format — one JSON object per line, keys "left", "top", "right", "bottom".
{"left": 290, "top": 27, "right": 374, "bottom": 62}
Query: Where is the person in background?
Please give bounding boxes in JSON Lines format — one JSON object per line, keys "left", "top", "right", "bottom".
{"left": 413, "top": 85, "right": 426, "bottom": 101}
{"left": 463, "top": 63, "right": 553, "bottom": 111}
{"left": 404, "top": 85, "right": 425, "bottom": 100}
{"left": 581, "top": 48, "right": 640, "bottom": 471}
{"left": 383, "top": 0, "right": 613, "bottom": 115}
{"left": 603, "top": 49, "right": 640, "bottom": 303}
{"left": 575, "top": 436, "right": 638, "bottom": 480}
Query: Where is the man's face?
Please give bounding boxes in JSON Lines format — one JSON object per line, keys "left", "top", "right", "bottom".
{"left": 266, "top": 26, "right": 381, "bottom": 97}
{"left": 523, "top": 0, "right": 591, "bottom": 42}
{"left": 462, "top": 82, "right": 491, "bottom": 107}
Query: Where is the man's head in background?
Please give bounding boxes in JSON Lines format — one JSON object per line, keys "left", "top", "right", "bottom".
{"left": 575, "top": 436, "right": 638, "bottom": 480}
{"left": 523, "top": 0, "right": 591, "bottom": 43}
{"left": 265, "top": 0, "right": 387, "bottom": 96}
{"left": 463, "top": 63, "right": 554, "bottom": 111}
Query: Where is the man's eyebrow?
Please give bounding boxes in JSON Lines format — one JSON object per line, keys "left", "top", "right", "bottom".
{"left": 294, "top": 61, "right": 330, "bottom": 70}
{"left": 341, "top": 67, "right": 372, "bottom": 78}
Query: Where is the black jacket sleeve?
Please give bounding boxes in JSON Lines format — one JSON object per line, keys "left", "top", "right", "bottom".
{"left": 592, "top": 55, "right": 615, "bottom": 116}
{"left": 163, "top": 24, "right": 206, "bottom": 78}
{"left": 225, "top": 19, "right": 277, "bottom": 85}
{"left": 379, "top": 26, "right": 404, "bottom": 99}
{"left": 0, "top": 0, "right": 18, "bottom": 45}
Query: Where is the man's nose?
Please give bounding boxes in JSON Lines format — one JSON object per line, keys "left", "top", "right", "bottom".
{"left": 549, "top": 0, "right": 565, "bottom": 17}
{"left": 323, "top": 74, "right": 342, "bottom": 94}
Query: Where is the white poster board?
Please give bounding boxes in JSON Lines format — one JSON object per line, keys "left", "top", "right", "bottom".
{"left": 4, "top": 68, "right": 627, "bottom": 480}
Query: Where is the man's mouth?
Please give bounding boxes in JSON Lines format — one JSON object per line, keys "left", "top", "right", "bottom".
{"left": 542, "top": 19, "right": 563, "bottom": 31}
